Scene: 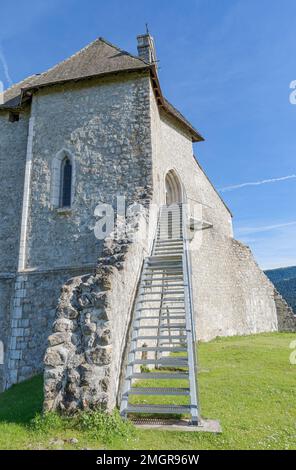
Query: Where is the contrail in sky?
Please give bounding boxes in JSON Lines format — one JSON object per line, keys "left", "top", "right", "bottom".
{"left": 0, "top": 45, "right": 13, "bottom": 87}
{"left": 237, "top": 221, "right": 296, "bottom": 235}
{"left": 220, "top": 174, "right": 296, "bottom": 192}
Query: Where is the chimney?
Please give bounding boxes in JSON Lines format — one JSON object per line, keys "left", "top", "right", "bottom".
{"left": 137, "top": 32, "right": 157, "bottom": 68}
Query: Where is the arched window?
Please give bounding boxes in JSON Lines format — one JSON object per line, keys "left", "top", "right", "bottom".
{"left": 51, "top": 149, "right": 75, "bottom": 209}
{"left": 60, "top": 157, "right": 72, "bottom": 208}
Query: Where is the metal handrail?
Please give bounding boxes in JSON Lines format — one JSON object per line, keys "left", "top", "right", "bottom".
{"left": 181, "top": 203, "right": 200, "bottom": 423}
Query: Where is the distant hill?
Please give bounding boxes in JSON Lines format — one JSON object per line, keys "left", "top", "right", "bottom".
{"left": 265, "top": 266, "right": 296, "bottom": 314}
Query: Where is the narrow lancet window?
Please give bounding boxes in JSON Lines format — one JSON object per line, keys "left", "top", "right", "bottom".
{"left": 60, "top": 157, "right": 72, "bottom": 208}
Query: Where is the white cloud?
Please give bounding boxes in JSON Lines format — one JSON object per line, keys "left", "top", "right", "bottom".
{"left": 220, "top": 174, "right": 296, "bottom": 192}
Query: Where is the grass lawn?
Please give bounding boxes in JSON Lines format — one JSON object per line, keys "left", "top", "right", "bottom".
{"left": 0, "top": 332, "right": 295, "bottom": 450}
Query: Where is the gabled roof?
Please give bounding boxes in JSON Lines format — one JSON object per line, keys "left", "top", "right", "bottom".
{"left": 0, "top": 37, "right": 204, "bottom": 142}
{"left": 24, "top": 38, "right": 149, "bottom": 89}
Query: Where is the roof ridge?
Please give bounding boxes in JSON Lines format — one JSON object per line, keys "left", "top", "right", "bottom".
{"left": 97, "top": 36, "right": 150, "bottom": 66}
{"left": 17, "top": 37, "right": 148, "bottom": 92}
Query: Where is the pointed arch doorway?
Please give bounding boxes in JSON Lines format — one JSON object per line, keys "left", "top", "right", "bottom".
{"left": 165, "top": 169, "right": 184, "bottom": 205}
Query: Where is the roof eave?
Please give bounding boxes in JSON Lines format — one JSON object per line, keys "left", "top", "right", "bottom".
{"left": 0, "top": 62, "right": 205, "bottom": 144}
{"left": 19, "top": 66, "right": 151, "bottom": 101}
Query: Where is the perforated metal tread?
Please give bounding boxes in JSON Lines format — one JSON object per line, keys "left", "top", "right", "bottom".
{"left": 134, "top": 324, "right": 186, "bottom": 330}
{"left": 127, "top": 387, "right": 190, "bottom": 396}
{"left": 126, "top": 404, "right": 191, "bottom": 414}
{"left": 135, "top": 334, "right": 187, "bottom": 341}
{"left": 135, "top": 315, "right": 186, "bottom": 321}
{"left": 131, "top": 346, "right": 187, "bottom": 353}
{"left": 129, "top": 372, "right": 189, "bottom": 380}
{"left": 128, "top": 358, "right": 188, "bottom": 367}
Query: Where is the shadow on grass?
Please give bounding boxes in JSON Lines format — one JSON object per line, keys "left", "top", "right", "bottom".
{"left": 0, "top": 375, "right": 43, "bottom": 425}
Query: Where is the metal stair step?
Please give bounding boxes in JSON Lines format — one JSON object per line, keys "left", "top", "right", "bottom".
{"left": 148, "top": 254, "right": 182, "bottom": 260}
{"left": 140, "top": 285, "right": 184, "bottom": 295}
{"left": 126, "top": 387, "right": 190, "bottom": 396}
{"left": 145, "top": 263, "right": 182, "bottom": 268}
{"left": 134, "top": 335, "right": 187, "bottom": 341}
{"left": 156, "top": 239, "right": 183, "bottom": 243}
{"left": 154, "top": 251, "right": 183, "bottom": 255}
{"left": 153, "top": 250, "right": 182, "bottom": 252}
{"left": 145, "top": 265, "right": 182, "bottom": 269}
{"left": 136, "top": 307, "right": 186, "bottom": 311}
{"left": 129, "top": 372, "right": 189, "bottom": 380}
{"left": 158, "top": 225, "right": 182, "bottom": 228}
{"left": 128, "top": 358, "right": 188, "bottom": 367}
{"left": 140, "top": 289, "right": 184, "bottom": 294}
{"left": 145, "top": 261, "right": 182, "bottom": 265}
{"left": 138, "top": 297, "right": 184, "bottom": 303}
{"left": 144, "top": 266, "right": 183, "bottom": 276}
{"left": 156, "top": 240, "right": 183, "bottom": 243}
{"left": 135, "top": 315, "right": 186, "bottom": 321}
{"left": 154, "top": 246, "right": 183, "bottom": 250}
{"left": 153, "top": 254, "right": 183, "bottom": 257}
{"left": 126, "top": 404, "right": 191, "bottom": 415}
{"left": 142, "top": 276, "right": 184, "bottom": 281}
{"left": 143, "top": 282, "right": 184, "bottom": 287}
{"left": 134, "top": 324, "right": 187, "bottom": 331}
{"left": 131, "top": 346, "right": 187, "bottom": 353}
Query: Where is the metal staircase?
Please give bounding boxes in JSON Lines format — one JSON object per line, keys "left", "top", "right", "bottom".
{"left": 120, "top": 203, "right": 199, "bottom": 425}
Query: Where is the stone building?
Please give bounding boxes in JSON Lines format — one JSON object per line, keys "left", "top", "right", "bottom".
{"left": 0, "top": 34, "right": 295, "bottom": 406}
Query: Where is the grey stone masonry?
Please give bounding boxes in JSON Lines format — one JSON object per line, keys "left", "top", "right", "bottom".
{"left": 274, "top": 289, "right": 296, "bottom": 332}
{"left": 6, "top": 266, "right": 95, "bottom": 389}
{"left": 26, "top": 73, "right": 152, "bottom": 270}
{"left": 2, "top": 70, "right": 154, "bottom": 391}
{"left": 0, "top": 109, "right": 29, "bottom": 272}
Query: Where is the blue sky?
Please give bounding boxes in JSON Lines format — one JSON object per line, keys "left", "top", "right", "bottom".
{"left": 0, "top": 0, "right": 295, "bottom": 269}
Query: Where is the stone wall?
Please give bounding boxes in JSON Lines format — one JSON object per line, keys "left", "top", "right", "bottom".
{"left": 0, "top": 107, "right": 30, "bottom": 391}
{"left": 192, "top": 233, "right": 278, "bottom": 341}
{"left": 26, "top": 72, "right": 152, "bottom": 270}
{"left": 3, "top": 71, "right": 154, "bottom": 389}
{"left": 0, "top": 277, "right": 14, "bottom": 391}
{"left": 0, "top": 109, "right": 29, "bottom": 272}
{"left": 5, "top": 266, "right": 95, "bottom": 388}
{"left": 274, "top": 289, "right": 296, "bottom": 332}
{"left": 43, "top": 202, "right": 151, "bottom": 413}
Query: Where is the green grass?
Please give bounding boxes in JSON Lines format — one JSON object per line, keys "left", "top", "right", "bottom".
{"left": 0, "top": 333, "right": 295, "bottom": 450}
